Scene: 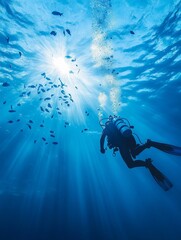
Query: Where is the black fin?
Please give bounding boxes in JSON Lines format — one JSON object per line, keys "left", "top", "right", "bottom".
{"left": 147, "top": 163, "right": 173, "bottom": 191}
{"left": 150, "top": 140, "right": 181, "bottom": 156}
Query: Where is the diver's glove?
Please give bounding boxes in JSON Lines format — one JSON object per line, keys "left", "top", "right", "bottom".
{"left": 100, "top": 148, "right": 105, "bottom": 154}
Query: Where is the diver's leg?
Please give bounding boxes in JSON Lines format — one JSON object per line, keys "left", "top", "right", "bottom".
{"left": 131, "top": 139, "right": 152, "bottom": 158}
{"left": 131, "top": 144, "right": 148, "bottom": 157}
{"left": 119, "top": 147, "right": 146, "bottom": 169}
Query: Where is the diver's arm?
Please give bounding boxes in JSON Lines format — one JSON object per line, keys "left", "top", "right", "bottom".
{"left": 100, "top": 130, "right": 106, "bottom": 154}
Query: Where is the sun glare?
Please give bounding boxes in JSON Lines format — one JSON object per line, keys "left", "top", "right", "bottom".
{"left": 30, "top": 37, "right": 100, "bottom": 122}
{"left": 52, "top": 56, "right": 70, "bottom": 75}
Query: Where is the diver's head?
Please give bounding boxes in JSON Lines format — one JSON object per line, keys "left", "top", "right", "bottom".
{"left": 109, "top": 115, "right": 113, "bottom": 121}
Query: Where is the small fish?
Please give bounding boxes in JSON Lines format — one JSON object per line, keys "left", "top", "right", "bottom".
{"left": 44, "top": 97, "right": 51, "bottom": 101}
{"left": 48, "top": 103, "right": 52, "bottom": 108}
{"left": 3, "top": 101, "right": 6, "bottom": 104}
{"left": 2, "top": 82, "right": 10, "bottom": 87}
{"left": 27, "top": 91, "right": 31, "bottom": 96}
{"left": 19, "top": 51, "right": 22, "bottom": 57}
{"left": 50, "top": 134, "right": 55, "bottom": 138}
{"left": 17, "top": 119, "right": 20, "bottom": 122}
{"left": 104, "top": 57, "right": 110, "bottom": 60}
{"left": 8, "top": 120, "right": 13, "bottom": 123}
{"left": 29, "top": 120, "right": 33, "bottom": 123}
{"left": 50, "top": 130, "right": 54, "bottom": 133}
{"left": 17, "top": 103, "right": 21, "bottom": 106}
{"left": 51, "top": 114, "right": 54, "bottom": 118}
{"left": 50, "top": 31, "right": 57, "bottom": 36}
{"left": 71, "top": 58, "right": 76, "bottom": 62}
{"left": 9, "top": 110, "right": 16, "bottom": 113}
{"left": 6, "top": 37, "right": 9, "bottom": 43}
{"left": 69, "top": 70, "right": 74, "bottom": 74}
{"left": 40, "top": 124, "right": 44, "bottom": 127}
{"left": 53, "top": 84, "right": 58, "bottom": 88}
{"left": 59, "top": 80, "right": 67, "bottom": 88}
{"left": 41, "top": 72, "right": 46, "bottom": 77}
{"left": 41, "top": 88, "right": 45, "bottom": 93}
{"left": 46, "top": 77, "right": 50, "bottom": 80}
{"left": 65, "top": 122, "right": 69, "bottom": 125}
{"left": 27, "top": 124, "right": 32, "bottom": 129}
{"left": 130, "top": 30, "right": 135, "bottom": 34}
{"left": 52, "top": 11, "right": 63, "bottom": 16}
{"left": 58, "top": 111, "right": 62, "bottom": 115}
{"left": 42, "top": 137, "right": 46, "bottom": 141}
{"left": 45, "top": 108, "right": 50, "bottom": 113}
{"left": 63, "top": 30, "right": 65, "bottom": 36}
{"left": 40, "top": 106, "right": 44, "bottom": 112}
{"left": 52, "top": 142, "right": 58, "bottom": 145}
{"left": 66, "top": 29, "right": 71, "bottom": 35}
{"left": 28, "top": 85, "right": 36, "bottom": 88}
{"left": 65, "top": 55, "right": 72, "bottom": 59}
{"left": 81, "top": 128, "right": 88, "bottom": 133}
{"left": 34, "top": 140, "right": 37, "bottom": 144}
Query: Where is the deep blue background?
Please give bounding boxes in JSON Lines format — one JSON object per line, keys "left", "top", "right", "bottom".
{"left": 0, "top": 0, "right": 181, "bottom": 239}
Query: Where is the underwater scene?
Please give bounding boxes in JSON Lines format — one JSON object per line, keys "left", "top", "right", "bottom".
{"left": 0, "top": 0, "right": 181, "bottom": 239}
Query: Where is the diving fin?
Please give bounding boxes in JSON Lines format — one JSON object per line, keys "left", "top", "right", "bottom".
{"left": 149, "top": 140, "right": 181, "bottom": 156}
{"left": 146, "top": 161, "right": 173, "bottom": 191}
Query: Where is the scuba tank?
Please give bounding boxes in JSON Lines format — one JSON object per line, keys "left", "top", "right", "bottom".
{"left": 112, "top": 116, "right": 133, "bottom": 137}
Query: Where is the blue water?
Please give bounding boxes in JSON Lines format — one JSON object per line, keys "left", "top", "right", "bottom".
{"left": 0, "top": 0, "right": 181, "bottom": 239}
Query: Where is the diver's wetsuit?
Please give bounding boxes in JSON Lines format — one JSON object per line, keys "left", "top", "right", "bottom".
{"left": 100, "top": 120, "right": 148, "bottom": 168}
{"left": 100, "top": 118, "right": 175, "bottom": 191}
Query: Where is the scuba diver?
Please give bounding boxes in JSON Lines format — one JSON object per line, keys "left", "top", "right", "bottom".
{"left": 100, "top": 115, "right": 181, "bottom": 191}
